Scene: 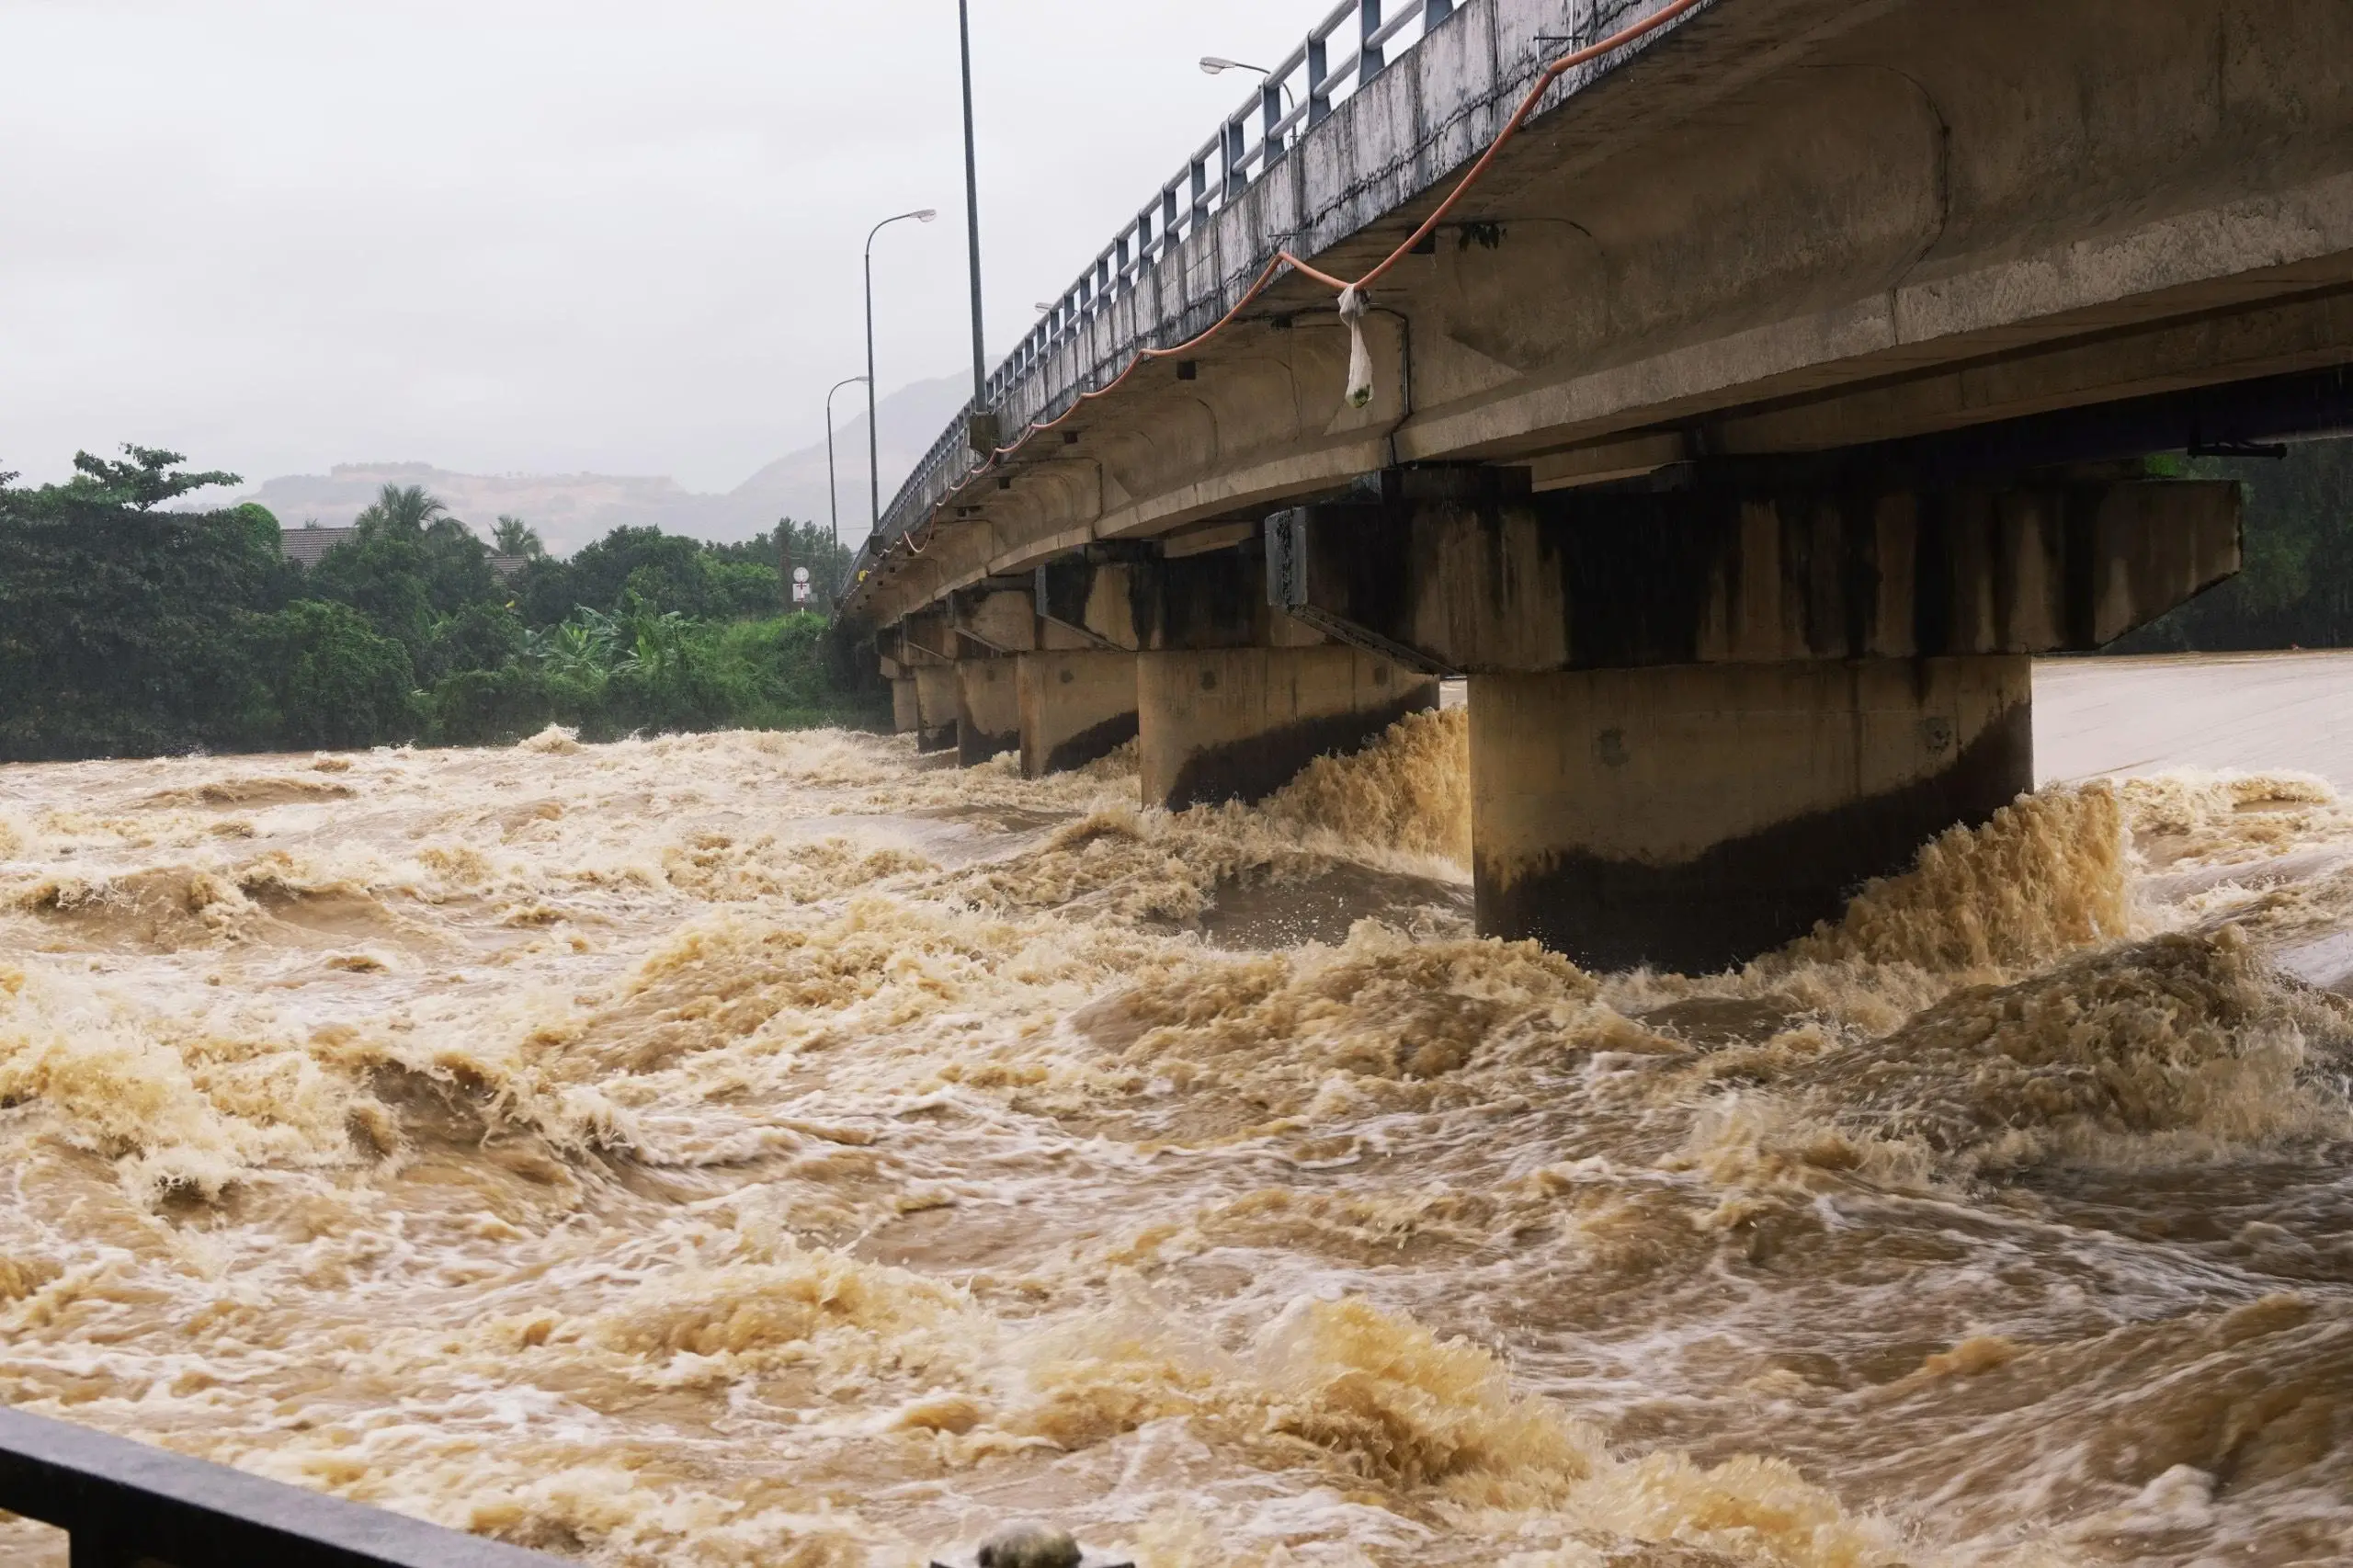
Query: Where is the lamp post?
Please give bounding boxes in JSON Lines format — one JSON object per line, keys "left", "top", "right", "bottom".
{"left": 824, "top": 374, "right": 868, "bottom": 589}
{"left": 864, "top": 208, "right": 938, "bottom": 537}
{"left": 1201, "top": 55, "right": 1296, "bottom": 153}
{"left": 1200, "top": 55, "right": 1296, "bottom": 113}
{"left": 958, "top": 0, "right": 992, "bottom": 451}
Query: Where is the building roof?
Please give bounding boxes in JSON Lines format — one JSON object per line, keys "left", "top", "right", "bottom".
{"left": 278, "top": 527, "right": 530, "bottom": 581}
{"left": 278, "top": 526, "right": 360, "bottom": 568}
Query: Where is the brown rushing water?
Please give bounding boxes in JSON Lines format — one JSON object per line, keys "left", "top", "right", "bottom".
{"left": 1, "top": 705, "right": 2349, "bottom": 1567}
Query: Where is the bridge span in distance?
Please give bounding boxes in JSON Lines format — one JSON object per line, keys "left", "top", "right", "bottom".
{"left": 842, "top": 0, "right": 2353, "bottom": 973}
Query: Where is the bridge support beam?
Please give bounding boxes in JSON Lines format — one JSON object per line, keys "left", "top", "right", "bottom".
{"left": 883, "top": 611, "right": 961, "bottom": 753}
{"left": 912, "top": 665, "right": 958, "bottom": 753}
{"left": 1040, "top": 540, "right": 1438, "bottom": 807}
{"left": 1267, "top": 464, "right": 2240, "bottom": 969}
{"left": 955, "top": 658, "right": 1020, "bottom": 766}
{"left": 1018, "top": 651, "right": 1138, "bottom": 776}
{"left": 1472, "top": 656, "right": 2030, "bottom": 972}
{"left": 1139, "top": 646, "right": 1436, "bottom": 810}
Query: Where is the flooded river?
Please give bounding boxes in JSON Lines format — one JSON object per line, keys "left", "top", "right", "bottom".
{"left": 2, "top": 655, "right": 2350, "bottom": 1567}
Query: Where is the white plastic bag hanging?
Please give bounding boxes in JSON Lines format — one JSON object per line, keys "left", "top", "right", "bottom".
{"left": 1337, "top": 285, "right": 1375, "bottom": 410}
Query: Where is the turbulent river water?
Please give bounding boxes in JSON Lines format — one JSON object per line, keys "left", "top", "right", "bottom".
{"left": 3, "top": 665, "right": 2351, "bottom": 1567}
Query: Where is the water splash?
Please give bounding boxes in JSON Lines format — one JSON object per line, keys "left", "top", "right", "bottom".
{"left": 1, "top": 712, "right": 2349, "bottom": 1567}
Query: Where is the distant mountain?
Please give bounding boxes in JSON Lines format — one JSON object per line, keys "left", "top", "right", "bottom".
{"left": 243, "top": 465, "right": 707, "bottom": 555}
{"left": 717, "top": 373, "right": 974, "bottom": 548}
{"left": 235, "top": 373, "right": 972, "bottom": 557}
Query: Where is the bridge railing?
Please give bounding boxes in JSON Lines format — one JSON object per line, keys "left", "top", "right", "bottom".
{"left": 0, "top": 1405, "right": 567, "bottom": 1568}
{"left": 990, "top": 0, "right": 1457, "bottom": 408}
{"left": 849, "top": 0, "right": 1473, "bottom": 592}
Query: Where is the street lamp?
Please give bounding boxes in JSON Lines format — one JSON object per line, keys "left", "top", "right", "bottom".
{"left": 864, "top": 208, "right": 938, "bottom": 537}
{"left": 1200, "top": 55, "right": 1296, "bottom": 125}
{"left": 958, "top": 0, "right": 994, "bottom": 453}
{"left": 824, "top": 374, "right": 868, "bottom": 569}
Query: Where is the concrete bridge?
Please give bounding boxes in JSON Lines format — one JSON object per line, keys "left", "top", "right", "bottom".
{"left": 842, "top": 0, "right": 2353, "bottom": 971}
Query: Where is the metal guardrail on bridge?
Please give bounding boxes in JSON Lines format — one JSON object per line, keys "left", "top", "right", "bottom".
{"left": 0, "top": 1405, "right": 567, "bottom": 1568}
{"left": 849, "top": 0, "right": 1508, "bottom": 594}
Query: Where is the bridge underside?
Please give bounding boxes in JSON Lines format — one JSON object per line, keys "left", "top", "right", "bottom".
{"left": 882, "top": 455, "right": 2235, "bottom": 971}
{"left": 846, "top": 0, "right": 2352, "bottom": 970}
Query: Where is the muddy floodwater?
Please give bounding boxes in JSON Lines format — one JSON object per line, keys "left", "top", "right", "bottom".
{"left": 3, "top": 657, "right": 2351, "bottom": 1567}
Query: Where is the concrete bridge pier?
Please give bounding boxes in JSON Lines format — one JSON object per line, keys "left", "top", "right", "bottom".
{"left": 1042, "top": 545, "right": 1437, "bottom": 808}
{"left": 1270, "top": 465, "right": 2242, "bottom": 970}
{"left": 940, "top": 582, "right": 1040, "bottom": 766}
{"left": 912, "top": 668, "right": 959, "bottom": 753}
{"left": 953, "top": 659, "right": 1019, "bottom": 765}
{"left": 1019, "top": 553, "right": 1142, "bottom": 777}
{"left": 882, "top": 611, "right": 960, "bottom": 753}
{"left": 1017, "top": 651, "right": 1138, "bottom": 775}
{"left": 1138, "top": 644, "right": 1435, "bottom": 810}
{"left": 1472, "top": 657, "right": 2029, "bottom": 971}
{"left": 878, "top": 646, "right": 920, "bottom": 738}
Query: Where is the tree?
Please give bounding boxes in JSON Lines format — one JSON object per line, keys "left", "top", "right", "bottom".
{"left": 709, "top": 518, "right": 852, "bottom": 602}
{"left": 2, "top": 451, "right": 888, "bottom": 758}
{"left": 418, "top": 600, "right": 526, "bottom": 685}
{"left": 243, "top": 600, "right": 418, "bottom": 748}
{"left": 2112, "top": 441, "right": 2353, "bottom": 651}
{"left": 305, "top": 482, "right": 499, "bottom": 658}
{"left": 523, "top": 525, "right": 709, "bottom": 623}
{"left": 54, "top": 444, "right": 241, "bottom": 510}
{"left": 492, "top": 515, "right": 545, "bottom": 557}
{"left": 0, "top": 447, "right": 274, "bottom": 759}
{"left": 358, "top": 483, "right": 449, "bottom": 532}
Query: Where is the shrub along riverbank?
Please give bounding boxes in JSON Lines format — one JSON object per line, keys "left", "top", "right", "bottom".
{"left": 0, "top": 447, "right": 884, "bottom": 762}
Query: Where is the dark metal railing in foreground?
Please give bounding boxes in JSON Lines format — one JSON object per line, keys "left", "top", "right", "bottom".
{"left": 0, "top": 1406, "right": 567, "bottom": 1568}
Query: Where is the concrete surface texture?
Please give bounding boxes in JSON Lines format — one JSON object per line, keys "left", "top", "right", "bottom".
{"left": 911, "top": 665, "right": 959, "bottom": 754}
{"left": 1472, "top": 655, "right": 2031, "bottom": 971}
{"left": 1017, "top": 651, "right": 1140, "bottom": 777}
{"left": 1137, "top": 645, "right": 1439, "bottom": 809}
{"left": 953, "top": 659, "right": 1021, "bottom": 766}
{"left": 1274, "top": 472, "right": 2243, "bottom": 672}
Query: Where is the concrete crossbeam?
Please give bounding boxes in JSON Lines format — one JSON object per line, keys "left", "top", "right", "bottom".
{"left": 1271, "top": 470, "right": 2242, "bottom": 672}
{"left": 950, "top": 581, "right": 1039, "bottom": 655}
{"left": 1040, "top": 547, "right": 1327, "bottom": 653}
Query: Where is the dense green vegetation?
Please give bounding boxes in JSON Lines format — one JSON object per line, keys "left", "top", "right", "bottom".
{"left": 0, "top": 447, "right": 881, "bottom": 762}
{"left": 2113, "top": 440, "right": 2353, "bottom": 652}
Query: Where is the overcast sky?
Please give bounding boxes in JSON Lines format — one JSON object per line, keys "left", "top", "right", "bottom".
{"left": 0, "top": 0, "right": 1317, "bottom": 491}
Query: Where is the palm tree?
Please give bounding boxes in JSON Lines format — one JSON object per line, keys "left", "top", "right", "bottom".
{"left": 353, "top": 483, "right": 449, "bottom": 536}
{"left": 491, "top": 515, "right": 544, "bottom": 557}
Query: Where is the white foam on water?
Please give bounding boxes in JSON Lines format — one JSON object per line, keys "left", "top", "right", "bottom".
{"left": 1, "top": 710, "right": 2350, "bottom": 1566}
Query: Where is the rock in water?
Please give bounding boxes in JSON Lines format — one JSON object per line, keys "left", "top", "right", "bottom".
{"left": 976, "top": 1523, "right": 1082, "bottom": 1568}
